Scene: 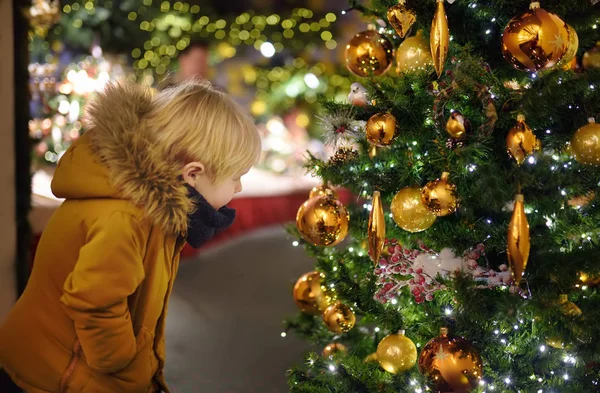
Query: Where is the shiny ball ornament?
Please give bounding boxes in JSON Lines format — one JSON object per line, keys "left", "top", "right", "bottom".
{"left": 583, "top": 41, "right": 600, "bottom": 70}
{"left": 571, "top": 118, "right": 600, "bottom": 166}
{"left": 557, "top": 24, "right": 579, "bottom": 68}
{"left": 366, "top": 113, "right": 400, "bottom": 146}
{"left": 418, "top": 327, "right": 483, "bottom": 393}
{"left": 345, "top": 29, "right": 395, "bottom": 77}
{"left": 296, "top": 195, "right": 350, "bottom": 246}
{"left": 323, "top": 343, "right": 348, "bottom": 357}
{"left": 421, "top": 172, "right": 458, "bottom": 217}
{"left": 396, "top": 31, "right": 434, "bottom": 73}
{"left": 309, "top": 184, "right": 338, "bottom": 199}
{"left": 446, "top": 111, "right": 470, "bottom": 139}
{"left": 375, "top": 330, "right": 417, "bottom": 374}
{"left": 501, "top": 2, "right": 570, "bottom": 72}
{"left": 323, "top": 302, "right": 356, "bottom": 334}
{"left": 293, "top": 271, "right": 328, "bottom": 315}
{"left": 391, "top": 187, "right": 437, "bottom": 232}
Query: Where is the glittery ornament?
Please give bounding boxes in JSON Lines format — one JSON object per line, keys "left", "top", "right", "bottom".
{"left": 396, "top": 31, "right": 434, "bottom": 73}
{"left": 374, "top": 330, "right": 417, "bottom": 374}
{"left": 391, "top": 187, "right": 436, "bottom": 233}
{"left": 571, "top": 118, "right": 600, "bottom": 166}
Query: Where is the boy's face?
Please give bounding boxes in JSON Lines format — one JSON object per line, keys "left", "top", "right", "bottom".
{"left": 184, "top": 163, "right": 250, "bottom": 209}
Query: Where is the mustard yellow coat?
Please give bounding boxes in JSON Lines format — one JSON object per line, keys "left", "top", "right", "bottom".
{"left": 0, "top": 84, "right": 195, "bottom": 393}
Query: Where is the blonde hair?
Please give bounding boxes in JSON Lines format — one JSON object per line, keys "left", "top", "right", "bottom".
{"left": 146, "top": 79, "right": 261, "bottom": 183}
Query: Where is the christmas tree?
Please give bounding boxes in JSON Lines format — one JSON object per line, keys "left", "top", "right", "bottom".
{"left": 286, "top": 1, "right": 600, "bottom": 392}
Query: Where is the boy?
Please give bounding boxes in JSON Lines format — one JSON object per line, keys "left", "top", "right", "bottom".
{"left": 0, "top": 80, "right": 261, "bottom": 393}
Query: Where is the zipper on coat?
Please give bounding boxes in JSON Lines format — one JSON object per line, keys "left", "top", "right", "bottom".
{"left": 58, "top": 340, "right": 81, "bottom": 393}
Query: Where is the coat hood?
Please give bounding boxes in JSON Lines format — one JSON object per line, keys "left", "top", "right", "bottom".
{"left": 51, "top": 82, "right": 193, "bottom": 235}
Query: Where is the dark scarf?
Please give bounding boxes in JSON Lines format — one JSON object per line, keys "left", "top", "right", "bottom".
{"left": 185, "top": 184, "right": 236, "bottom": 248}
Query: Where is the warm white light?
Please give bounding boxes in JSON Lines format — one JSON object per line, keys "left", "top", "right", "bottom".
{"left": 304, "top": 73, "right": 320, "bottom": 89}
{"left": 260, "top": 42, "right": 276, "bottom": 57}
{"left": 281, "top": 332, "right": 287, "bottom": 337}
{"left": 292, "top": 241, "right": 299, "bottom": 247}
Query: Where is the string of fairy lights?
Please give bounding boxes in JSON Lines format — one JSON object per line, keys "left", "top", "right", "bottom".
{"left": 61, "top": 1, "right": 343, "bottom": 83}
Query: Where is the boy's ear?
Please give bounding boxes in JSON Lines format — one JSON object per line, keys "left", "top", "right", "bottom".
{"left": 181, "top": 161, "right": 206, "bottom": 186}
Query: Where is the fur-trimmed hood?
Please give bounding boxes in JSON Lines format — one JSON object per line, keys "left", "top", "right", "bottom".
{"left": 51, "top": 82, "right": 193, "bottom": 235}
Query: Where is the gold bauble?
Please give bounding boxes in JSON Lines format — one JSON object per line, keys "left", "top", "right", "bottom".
{"left": 506, "top": 115, "right": 541, "bottom": 165}
{"left": 323, "top": 302, "right": 356, "bottom": 334}
{"left": 583, "top": 41, "right": 600, "bottom": 70}
{"left": 557, "top": 24, "right": 579, "bottom": 68}
{"left": 501, "top": 2, "right": 570, "bottom": 72}
{"left": 568, "top": 191, "right": 595, "bottom": 209}
{"left": 375, "top": 330, "right": 417, "bottom": 374}
{"left": 366, "top": 113, "right": 400, "bottom": 146}
{"left": 396, "top": 31, "right": 434, "bottom": 73}
{"left": 345, "top": 29, "right": 395, "bottom": 77}
{"left": 418, "top": 327, "right": 483, "bottom": 393}
{"left": 323, "top": 342, "right": 348, "bottom": 357}
{"left": 391, "top": 187, "right": 436, "bottom": 233}
{"left": 387, "top": 0, "right": 417, "bottom": 38}
{"left": 579, "top": 271, "right": 600, "bottom": 287}
{"left": 571, "top": 118, "right": 600, "bottom": 166}
{"left": 507, "top": 194, "right": 530, "bottom": 286}
{"left": 446, "top": 111, "right": 470, "bottom": 139}
{"left": 557, "top": 294, "right": 583, "bottom": 318}
{"left": 368, "top": 191, "right": 386, "bottom": 266}
{"left": 421, "top": 172, "right": 458, "bottom": 217}
{"left": 431, "top": 0, "right": 450, "bottom": 78}
{"left": 309, "top": 184, "right": 338, "bottom": 199}
{"left": 293, "top": 271, "right": 334, "bottom": 315}
{"left": 546, "top": 336, "right": 572, "bottom": 350}
{"left": 296, "top": 195, "right": 350, "bottom": 246}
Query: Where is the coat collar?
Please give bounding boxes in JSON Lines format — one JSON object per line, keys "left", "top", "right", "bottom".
{"left": 85, "top": 82, "right": 193, "bottom": 235}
